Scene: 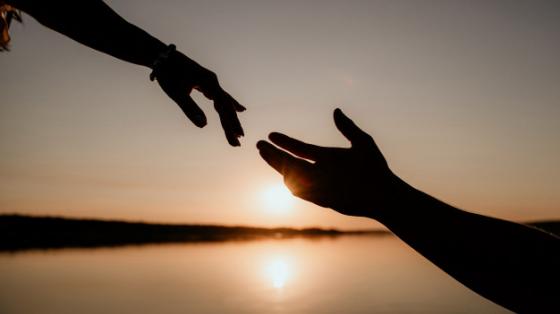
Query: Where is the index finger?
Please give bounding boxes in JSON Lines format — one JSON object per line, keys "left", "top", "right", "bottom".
{"left": 214, "top": 93, "right": 244, "bottom": 146}
{"left": 269, "top": 132, "right": 327, "bottom": 161}
{"left": 256, "top": 140, "right": 310, "bottom": 175}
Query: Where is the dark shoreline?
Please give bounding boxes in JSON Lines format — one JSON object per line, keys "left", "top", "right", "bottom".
{"left": 2, "top": 214, "right": 557, "bottom": 252}
{"left": 0, "top": 214, "right": 389, "bottom": 252}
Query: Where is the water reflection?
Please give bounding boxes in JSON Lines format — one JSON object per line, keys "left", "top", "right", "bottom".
{"left": 0, "top": 237, "right": 509, "bottom": 314}
{"left": 264, "top": 257, "right": 292, "bottom": 289}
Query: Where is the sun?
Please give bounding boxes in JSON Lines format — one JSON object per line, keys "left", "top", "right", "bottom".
{"left": 261, "top": 183, "right": 295, "bottom": 213}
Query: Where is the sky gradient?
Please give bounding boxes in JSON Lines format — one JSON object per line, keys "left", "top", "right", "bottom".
{"left": 1, "top": 0, "right": 559, "bottom": 229}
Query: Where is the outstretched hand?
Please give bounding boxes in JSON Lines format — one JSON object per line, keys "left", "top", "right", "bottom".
{"left": 155, "top": 50, "right": 246, "bottom": 146}
{"left": 257, "top": 108, "right": 399, "bottom": 218}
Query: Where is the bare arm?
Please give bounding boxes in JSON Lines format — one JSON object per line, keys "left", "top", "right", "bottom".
{"left": 257, "top": 108, "right": 559, "bottom": 313}
{"left": 384, "top": 177, "right": 559, "bottom": 313}
{"left": 7, "top": 0, "right": 165, "bottom": 66}
{"left": 7, "top": 0, "right": 245, "bottom": 146}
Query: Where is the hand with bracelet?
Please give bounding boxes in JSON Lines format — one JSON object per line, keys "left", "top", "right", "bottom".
{"left": 3, "top": 0, "right": 245, "bottom": 146}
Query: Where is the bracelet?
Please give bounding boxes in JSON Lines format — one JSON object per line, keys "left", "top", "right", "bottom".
{"left": 149, "top": 44, "right": 176, "bottom": 81}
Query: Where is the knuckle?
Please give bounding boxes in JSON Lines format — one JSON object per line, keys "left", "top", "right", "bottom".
{"left": 359, "top": 131, "right": 373, "bottom": 141}
{"left": 206, "top": 71, "right": 219, "bottom": 84}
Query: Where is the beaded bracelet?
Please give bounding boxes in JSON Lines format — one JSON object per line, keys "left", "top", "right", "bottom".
{"left": 149, "top": 44, "right": 176, "bottom": 81}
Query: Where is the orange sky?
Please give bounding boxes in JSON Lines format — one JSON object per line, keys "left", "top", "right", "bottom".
{"left": 1, "top": 0, "right": 559, "bottom": 229}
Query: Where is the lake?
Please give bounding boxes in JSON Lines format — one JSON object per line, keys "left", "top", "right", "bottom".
{"left": 0, "top": 235, "right": 509, "bottom": 314}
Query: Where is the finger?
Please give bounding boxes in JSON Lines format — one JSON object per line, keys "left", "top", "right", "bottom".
{"left": 333, "top": 108, "right": 373, "bottom": 146}
{"left": 215, "top": 99, "right": 243, "bottom": 146}
{"left": 256, "top": 140, "right": 289, "bottom": 175}
{"left": 268, "top": 132, "right": 326, "bottom": 161}
{"left": 234, "top": 101, "right": 246, "bottom": 112}
{"left": 201, "top": 85, "right": 245, "bottom": 113}
{"left": 158, "top": 79, "right": 207, "bottom": 128}
{"left": 220, "top": 93, "right": 245, "bottom": 136}
{"left": 194, "top": 70, "right": 245, "bottom": 145}
{"left": 181, "top": 96, "right": 207, "bottom": 128}
{"left": 195, "top": 71, "right": 245, "bottom": 112}
{"left": 256, "top": 140, "right": 310, "bottom": 175}
{"left": 189, "top": 76, "right": 245, "bottom": 145}
{"left": 226, "top": 92, "right": 246, "bottom": 112}
{"left": 205, "top": 87, "right": 246, "bottom": 141}
{"left": 257, "top": 141, "right": 315, "bottom": 199}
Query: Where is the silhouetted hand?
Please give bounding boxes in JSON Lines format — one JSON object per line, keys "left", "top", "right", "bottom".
{"left": 155, "top": 50, "right": 246, "bottom": 146}
{"left": 257, "top": 108, "right": 398, "bottom": 218}
{"left": 5, "top": 0, "right": 247, "bottom": 146}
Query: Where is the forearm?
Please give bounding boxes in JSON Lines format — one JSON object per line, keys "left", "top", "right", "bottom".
{"left": 376, "top": 176, "right": 559, "bottom": 313}
{"left": 8, "top": 0, "right": 166, "bottom": 67}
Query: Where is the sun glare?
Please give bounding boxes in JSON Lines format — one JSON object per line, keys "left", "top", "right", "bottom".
{"left": 261, "top": 184, "right": 295, "bottom": 213}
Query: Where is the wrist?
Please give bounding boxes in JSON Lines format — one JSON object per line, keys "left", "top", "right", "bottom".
{"left": 116, "top": 20, "right": 167, "bottom": 67}
{"left": 149, "top": 44, "right": 176, "bottom": 81}
{"left": 136, "top": 36, "right": 167, "bottom": 68}
{"left": 370, "top": 173, "right": 418, "bottom": 225}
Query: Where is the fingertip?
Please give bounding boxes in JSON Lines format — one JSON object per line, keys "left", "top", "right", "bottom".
{"left": 269, "top": 132, "right": 291, "bottom": 146}
{"left": 235, "top": 104, "right": 247, "bottom": 112}
{"left": 224, "top": 93, "right": 246, "bottom": 112}
{"left": 334, "top": 107, "right": 347, "bottom": 121}
{"left": 237, "top": 122, "right": 245, "bottom": 137}
{"left": 268, "top": 132, "right": 281, "bottom": 141}
{"left": 232, "top": 138, "right": 241, "bottom": 147}
{"left": 256, "top": 140, "right": 268, "bottom": 150}
{"left": 257, "top": 140, "right": 278, "bottom": 153}
{"left": 226, "top": 134, "right": 241, "bottom": 147}
{"left": 194, "top": 114, "right": 207, "bottom": 128}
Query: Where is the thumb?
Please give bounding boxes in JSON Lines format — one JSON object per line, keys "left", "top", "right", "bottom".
{"left": 158, "top": 78, "right": 207, "bottom": 128}
{"left": 333, "top": 108, "right": 373, "bottom": 147}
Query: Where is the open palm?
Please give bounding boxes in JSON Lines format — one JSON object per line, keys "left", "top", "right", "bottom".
{"left": 257, "top": 108, "right": 398, "bottom": 218}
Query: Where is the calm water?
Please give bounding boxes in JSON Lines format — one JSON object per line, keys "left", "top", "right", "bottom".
{"left": 0, "top": 236, "right": 509, "bottom": 314}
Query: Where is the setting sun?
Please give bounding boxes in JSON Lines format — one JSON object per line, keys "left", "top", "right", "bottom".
{"left": 261, "top": 184, "right": 296, "bottom": 214}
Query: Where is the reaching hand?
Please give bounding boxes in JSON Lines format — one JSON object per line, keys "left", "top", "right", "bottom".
{"left": 257, "top": 108, "right": 399, "bottom": 218}
{"left": 154, "top": 49, "right": 246, "bottom": 146}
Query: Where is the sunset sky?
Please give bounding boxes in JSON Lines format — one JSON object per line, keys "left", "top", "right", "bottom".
{"left": 1, "top": 0, "right": 559, "bottom": 229}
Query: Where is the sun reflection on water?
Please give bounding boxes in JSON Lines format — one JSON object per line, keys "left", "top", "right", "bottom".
{"left": 264, "top": 257, "right": 293, "bottom": 290}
